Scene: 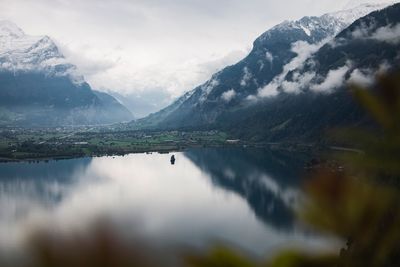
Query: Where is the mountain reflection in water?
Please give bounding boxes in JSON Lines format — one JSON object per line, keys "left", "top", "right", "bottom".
{"left": 0, "top": 148, "right": 330, "bottom": 258}
{"left": 185, "top": 148, "right": 309, "bottom": 230}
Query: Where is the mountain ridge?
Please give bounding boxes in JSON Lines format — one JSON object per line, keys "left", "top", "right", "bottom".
{"left": 132, "top": 3, "right": 400, "bottom": 141}
{"left": 135, "top": 2, "right": 394, "bottom": 132}
{"left": 0, "top": 21, "right": 133, "bottom": 126}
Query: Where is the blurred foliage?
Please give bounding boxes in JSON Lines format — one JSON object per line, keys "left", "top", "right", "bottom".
{"left": 334, "top": 74, "right": 400, "bottom": 182}
{"left": 24, "top": 222, "right": 164, "bottom": 267}
{"left": 185, "top": 248, "right": 338, "bottom": 267}
{"left": 267, "top": 250, "right": 337, "bottom": 267}
{"left": 185, "top": 72, "right": 400, "bottom": 267}
{"left": 303, "top": 72, "right": 400, "bottom": 267}
{"left": 185, "top": 247, "right": 257, "bottom": 267}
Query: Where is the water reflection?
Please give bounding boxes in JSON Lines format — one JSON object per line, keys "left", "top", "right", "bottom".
{"left": 0, "top": 149, "right": 329, "bottom": 257}
{"left": 185, "top": 148, "right": 309, "bottom": 230}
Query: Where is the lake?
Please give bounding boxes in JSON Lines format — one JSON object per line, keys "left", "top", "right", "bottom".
{"left": 0, "top": 147, "right": 334, "bottom": 261}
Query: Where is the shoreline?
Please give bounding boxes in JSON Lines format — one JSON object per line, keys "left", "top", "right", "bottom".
{"left": 0, "top": 142, "right": 330, "bottom": 164}
{"left": 0, "top": 144, "right": 228, "bottom": 163}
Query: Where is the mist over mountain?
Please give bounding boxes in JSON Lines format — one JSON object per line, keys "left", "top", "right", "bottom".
{"left": 133, "top": 3, "right": 400, "bottom": 142}
{"left": 109, "top": 90, "right": 174, "bottom": 119}
{"left": 0, "top": 21, "right": 132, "bottom": 126}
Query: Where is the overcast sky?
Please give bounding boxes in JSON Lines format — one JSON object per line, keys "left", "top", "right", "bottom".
{"left": 0, "top": 0, "right": 395, "bottom": 114}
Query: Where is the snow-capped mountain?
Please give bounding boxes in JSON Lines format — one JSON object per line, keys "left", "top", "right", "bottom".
{"left": 133, "top": 3, "right": 400, "bottom": 141}
{"left": 328, "top": 3, "right": 391, "bottom": 25}
{"left": 0, "top": 20, "right": 83, "bottom": 84}
{"left": 0, "top": 21, "right": 132, "bottom": 126}
{"left": 257, "top": 3, "right": 389, "bottom": 43}
{"left": 343, "top": 0, "right": 397, "bottom": 9}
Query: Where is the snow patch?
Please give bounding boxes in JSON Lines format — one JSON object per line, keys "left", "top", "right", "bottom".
{"left": 265, "top": 51, "right": 274, "bottom": 63}
{"left": 327, "top": 3, "right": 392, "bottom": 26}
{"left": 300, "top": 25, "right": 311, "bottom": 36}
{"left": 199, "top": 78, "right": 219, "bottom": 102}
{"left": 240, "top": 67, "right": 252, "bottom": 87}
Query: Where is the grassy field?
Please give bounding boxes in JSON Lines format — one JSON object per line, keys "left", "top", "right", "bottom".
{"left": 0, "top": 128, "right": 231, "bottom": 162}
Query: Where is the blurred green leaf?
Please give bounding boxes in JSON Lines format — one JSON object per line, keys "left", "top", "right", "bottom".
{"left": 268, "top": 250, "right": 337, "bottom": 267}
{"left": 185, "top": 247, "right": 256, "bottom": 267}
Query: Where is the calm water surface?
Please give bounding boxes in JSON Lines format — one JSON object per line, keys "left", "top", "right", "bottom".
{"left": 0, "top": 148, "right": 333, "bottom": 257}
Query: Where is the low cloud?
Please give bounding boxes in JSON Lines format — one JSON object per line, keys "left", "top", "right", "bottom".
{"left": 198, "top": 50, "right": 249, "bottom": 76}
{"left": 281, "top": 71, "right": 316, "bottom": 93}
{"left": 258, "top": 83, "right": 279, "bottom": 98}
{"left": 246, "top": 94, "right": 258, "bottom": 101}
{"left": 348, "top": 68, "right": 374, "bottom": 86}
{"left": 58, "top": 42, "right": 117, "bottom": 77}
{"left": 283, "top": 40, "right": 325, "bottom": 75}
{"left": 347, "top": 62, "right": 394, "bottom": 88}
{"left": 350, "top": 21, "right": 374, "bottom": 39}
{"left": 377, "top": 61, "right": 392, "bottom": 74}
{"left": 221, "top": 89, "right": 237, "bottom": 102}
{"left": 371, "top": 23, "right": 400, "bottom": 44}
{"left": 351, "top": 23, "right": 400, "bottom": 44}
{"left": 257, "top": 39, "right": 327, "bottom": 97}
{"left": 311, "top": 63, "right": 351, "bottom": 93}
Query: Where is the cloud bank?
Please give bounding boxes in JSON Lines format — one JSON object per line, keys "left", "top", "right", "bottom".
{"left": 0, "top": 0, "right": 394, "bottom": 116}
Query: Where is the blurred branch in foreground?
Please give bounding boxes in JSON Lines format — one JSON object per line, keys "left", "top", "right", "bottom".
{"left": 276, "top": 72, "right": 400, "bottom": 267}
{"left": 185, "top": 72, "right": 400, "bottom": 267}
{"left": 24, "top": 221, "right": 169, "bottom": 267}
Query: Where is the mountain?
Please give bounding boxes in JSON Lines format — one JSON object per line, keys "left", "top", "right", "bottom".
{"left": 108, "top": 90, "right": 173, "bottom": 119}
{"left": 0, "top": 21, "right": 132, "bottom": 126}
{"left": 224, "top": 3, "right": 400, "bottom": 141}
{"left": 133, "top": 3, "right": 399, "bottom": 141}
